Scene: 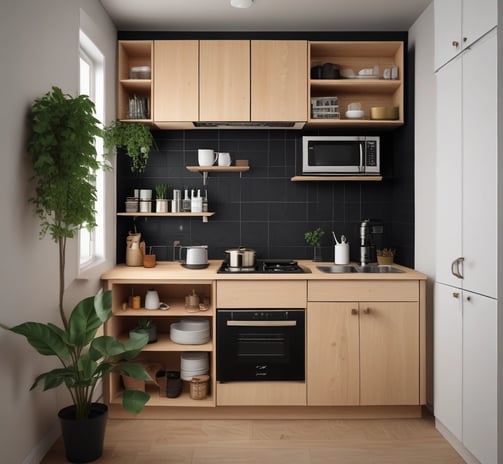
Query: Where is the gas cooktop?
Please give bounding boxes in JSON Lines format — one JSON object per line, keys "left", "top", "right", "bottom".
{"left": 217, "top": 259, "right": 309, "bottom": 274}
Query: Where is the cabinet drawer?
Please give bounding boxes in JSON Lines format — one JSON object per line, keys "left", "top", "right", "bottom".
{"left": 217, "top": 281, "right": 307, "bottom": 308}
{"left": 308, "top": 280, "right": 419, "bottom": 302}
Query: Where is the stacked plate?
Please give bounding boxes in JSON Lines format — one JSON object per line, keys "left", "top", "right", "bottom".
{"left": 180, "top": 352, "right": 209, "bottom": 381}
{"left": 170, "top": 317, "right": 210, "bottom": 345}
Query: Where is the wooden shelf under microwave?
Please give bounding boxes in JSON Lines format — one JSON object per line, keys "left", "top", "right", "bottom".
{"left": 291, "top": 176, "right": 383, "bottom": 182}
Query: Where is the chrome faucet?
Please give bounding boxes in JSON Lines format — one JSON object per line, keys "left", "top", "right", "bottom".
{"left": 359, "top": 219, "right": 374, "bottom": 266}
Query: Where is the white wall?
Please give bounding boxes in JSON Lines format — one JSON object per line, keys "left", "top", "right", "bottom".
{"left": 409, "top": 3, "right": 436, "bottom": 408}
{"left": 0, "top": 1, "right": 116, "bottom": 463}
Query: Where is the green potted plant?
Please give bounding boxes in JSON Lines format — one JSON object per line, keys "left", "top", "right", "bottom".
{"left": 377, "top": 248, "right": 395, "bottom": 265}
{"left": 130, "top": 318, "right": 157, "bottom": 343}
{"left": 1, "top": 86, "right": 151, "bottom": 463}
{"left": 103, "top": 120, "right": 154, "bottom": 173}
{"left": 304, "top": 227, "right": 325, "bottom": 262}
{"left": 155, "top": 183, "right": 169, "bottom": 213}
{"left": 1, "top": 291, "right": 151, "bottom": 463}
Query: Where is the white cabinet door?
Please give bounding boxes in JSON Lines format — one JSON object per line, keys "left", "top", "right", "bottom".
{"left": 462, "top": 291, "right": 497, "bottom": 464}
{"left": 433, "top": 283, "right": 462, "bottom": 441}
{"left": 462, "top": 0, "right": 497, "bottom": 50}
{"left": 435, "top": 57, "right": 462, "bottom": 287}
{"left": 434, "top": 0, "right": 497, "bottom": 71}
{"left": 462, "top": 30, "right": 497, "bottom": 298}
{"left": 434, "top": 0, "right": 462, "bottom": 70}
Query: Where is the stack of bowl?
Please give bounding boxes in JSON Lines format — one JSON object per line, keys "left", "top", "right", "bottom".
{"left": 170, "top": 318, "right": 210, "bottom": 345}
{"left": 180, "top": 352, "right": 209, "bottom": 381}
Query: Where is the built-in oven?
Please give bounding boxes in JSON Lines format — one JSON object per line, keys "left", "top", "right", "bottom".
{"left": 216, "top": 309, "right": 305, "bottom": 382}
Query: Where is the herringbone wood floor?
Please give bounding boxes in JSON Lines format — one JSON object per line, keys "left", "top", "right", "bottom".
{"left": 41, "top": 411, "right": 464, "bottom": 463}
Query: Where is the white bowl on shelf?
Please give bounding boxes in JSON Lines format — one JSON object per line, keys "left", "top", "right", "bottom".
{"left": 180, "top": 352, "right": 209, "bottom": 369}
{"left": 345, "top": 110, "right": 364, "bottom": 119}
{"left": 178, "top": 317, "right": 210, "bottom": 331}
{"left": 170, "top": 322, "right": 210, "bottom": 345}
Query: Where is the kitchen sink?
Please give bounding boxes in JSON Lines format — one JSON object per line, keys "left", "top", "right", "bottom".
{"left": 316, "top": 264, "right": 405, "bottom": 274}
{"left": 316, "top": 265, "right": 358, "bottom": 273}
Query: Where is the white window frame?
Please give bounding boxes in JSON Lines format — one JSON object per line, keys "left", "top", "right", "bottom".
{"left": 79, "top": 31, "right": 106, "bottom": 273}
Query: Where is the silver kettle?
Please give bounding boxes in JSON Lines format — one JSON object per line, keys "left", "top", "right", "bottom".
{"left": 179, "top": 245, "right": 208, "bottom": 269}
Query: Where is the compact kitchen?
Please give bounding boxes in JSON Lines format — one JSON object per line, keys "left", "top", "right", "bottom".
{"left": 0, "top": 1, "right": 501, "bottom": 464}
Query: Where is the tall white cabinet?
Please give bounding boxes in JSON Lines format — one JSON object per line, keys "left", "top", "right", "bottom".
{"left": 434, "top": 4, "right": 499, "bottom": 462}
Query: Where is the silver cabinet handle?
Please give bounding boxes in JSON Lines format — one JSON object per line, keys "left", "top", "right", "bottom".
{"left": 451, "top": 257, "right": 464, "bottom": 279}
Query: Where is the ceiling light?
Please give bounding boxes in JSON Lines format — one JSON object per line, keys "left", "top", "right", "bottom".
{"left": 231, "top": 0, "right": 254, "bottom": 8}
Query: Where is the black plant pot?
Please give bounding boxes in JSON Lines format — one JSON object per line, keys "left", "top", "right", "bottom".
{"left": 58, "top": 403, "right": 108, "bottom": 463}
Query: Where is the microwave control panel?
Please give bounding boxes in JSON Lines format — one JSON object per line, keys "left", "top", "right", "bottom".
{"left": 366, "top": 141, "right": 378, "bottom": 167}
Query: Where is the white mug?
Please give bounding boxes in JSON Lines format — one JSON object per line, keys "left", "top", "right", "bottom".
{"left": 198, "top": 149, "right": 217, "bottom": 166}
{"left": 217, "top": 152, "right": 231, "bottom": 166}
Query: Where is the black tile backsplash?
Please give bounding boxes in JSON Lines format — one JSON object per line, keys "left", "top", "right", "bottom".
{"left": 116, "top": 128, "right": 414, "bottom": 267}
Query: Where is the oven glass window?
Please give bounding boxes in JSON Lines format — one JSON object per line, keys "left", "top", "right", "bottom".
{"left": 237, "top": 333, "right": 287, "bottom": 357}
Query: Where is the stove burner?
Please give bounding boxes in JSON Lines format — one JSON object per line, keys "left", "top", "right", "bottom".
{"left": 217, "top": 259, "right": 307, "bottom": 274}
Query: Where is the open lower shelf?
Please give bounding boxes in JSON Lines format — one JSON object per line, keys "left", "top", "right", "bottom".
{"left": 291, "top": 175, "right": 383, "bottom": 181}
{"left": 111, "top": 384, "right": 215, "bottom": 408}
{"left": 114, "top": 304, "right": 214, "bottom": 317}
{"left": 117, "top": 212, "right": 215, "bottom": 217}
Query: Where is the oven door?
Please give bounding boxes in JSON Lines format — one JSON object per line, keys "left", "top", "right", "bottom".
{"left": 216, "top": 309, "right": 305, "bottom": 382}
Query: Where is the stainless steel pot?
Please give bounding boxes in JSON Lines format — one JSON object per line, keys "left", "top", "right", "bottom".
{"left": 225, "top": 248, "right": 256, "bottom": 268}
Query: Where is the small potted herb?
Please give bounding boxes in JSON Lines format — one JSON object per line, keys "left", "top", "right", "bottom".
{"left": 103, "top": 120, "right": 154, "bottom": 173}
{"left": 304, "top": 227, "right": 325, "bottom": 262}
{"left": 155, "top": 183, "right": 169, "bottom": 213}
{"left": 130, "top": 318, "right": 157, "bottom": 344}
{"left": 377, "top": 248, "right": 395, "bottom": 265}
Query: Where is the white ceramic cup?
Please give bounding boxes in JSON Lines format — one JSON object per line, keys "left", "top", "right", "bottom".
{"left": 217, "top": 152, "right": 231, "bottom": 166}
{"left": 334, "top": 243, "right": 350, "bottom": 265}
{"left": 198, "top": 149, "right": 217, "bottom": 166}
{"left": 139, "top": 189, "right": 152, "bottom": 200}
{"left": 139, "top": 200, "right": 152, "bottom": 213}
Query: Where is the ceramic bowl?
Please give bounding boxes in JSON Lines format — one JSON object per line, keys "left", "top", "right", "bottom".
{"left": 170, "top": 322, "right": 210, "bottom": 345}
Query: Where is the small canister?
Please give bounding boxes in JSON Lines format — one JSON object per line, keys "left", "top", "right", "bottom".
{"left": 334, "top": 243, "right": 350, "bottom": 265}
{"left": 190, "top": 375, "right": 210, "bottom": 400}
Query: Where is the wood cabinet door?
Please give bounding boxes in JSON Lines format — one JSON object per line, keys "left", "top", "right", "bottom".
{"left": 461, "top": 31, "right": 497, "bottom": 298}
{"left": 199, "top": 40, "right": 250, "bottom": 121}
{"left": 435, "top": 55, "right": 462, "bottom": 288}
{"left": 359, "top": 302, "right": 419, "bottom": 405}
{"left": 433, "top": 283, "right": 463, "bottom": 441}
{"left": 307, "top": 302, "right": 359, "bottom": 406}
{"left": 251, "top": 40, "right": 308, "bottom": 121}
{"left": 153, "top": 40, "right": 199, "bottom": 122}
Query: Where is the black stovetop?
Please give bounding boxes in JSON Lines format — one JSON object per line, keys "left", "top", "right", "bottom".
{"left": 217, "top": 259, "right": 308, "bottom": 274}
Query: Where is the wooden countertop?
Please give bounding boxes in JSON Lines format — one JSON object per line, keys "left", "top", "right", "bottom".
{"left": 101, "top": 260, "right": 427, "bottom": 281}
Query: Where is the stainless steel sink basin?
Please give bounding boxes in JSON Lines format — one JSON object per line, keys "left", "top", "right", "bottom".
{"left": 316, "top": 265, "right": 358, "bottom": 273}
{"left": 317, "top": 264, "right": 405, "bottom": 274}
{"left": 355, "top": 265, "right": 405, "bottom": 273}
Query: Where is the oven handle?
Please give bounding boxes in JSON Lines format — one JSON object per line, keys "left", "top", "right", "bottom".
{"left": 226, "top": 320, "right": 297, "bottom": 327}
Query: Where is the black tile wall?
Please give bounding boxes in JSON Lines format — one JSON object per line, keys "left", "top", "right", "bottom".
{"left": 116, "top": 127, "right": 414, "bottom": 267}
{"left": 115, "top": 31, "right": 414, "bottom": 267}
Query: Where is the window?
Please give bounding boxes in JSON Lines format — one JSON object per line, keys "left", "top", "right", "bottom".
{"left": 79, "top": 31, "right": 105, "bottom": 271}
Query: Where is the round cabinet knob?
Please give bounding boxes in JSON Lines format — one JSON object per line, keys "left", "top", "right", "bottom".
{"left": 351, "top": 308, "right": 358, "bottom": 315}
{"left": 453, "top": 292, "right": 460, "bottom": 299}
{"left": 452, "top": 40, "right": 460, "bottom": 47}
{"left": 463, "top": 37, "right": 467, "bottom": 42}
{"left": 466, "top": 295, "right": 472, "bottom": 302}
{"left": 362, "top": 307, "right": 370, "bottom": 314}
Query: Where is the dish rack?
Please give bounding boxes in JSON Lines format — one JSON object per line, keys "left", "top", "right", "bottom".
{"left": 310, "top": 96, "right": 340, "bottom": 119}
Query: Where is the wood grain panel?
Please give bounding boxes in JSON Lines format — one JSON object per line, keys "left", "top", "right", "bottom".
{"left": 307, "top": 302, "right": 359, "bottom": 405}
{"left": 199, "top": 40, "right": 250, "bottom": 121}
{"left": 217, "top": 381, "right": 306, "bottom": 406}
{"left": 308, "top": 280, "right": 419, "bottom": 302}
{"left": 217, "top": 280, "right": 307, "bottom": 308}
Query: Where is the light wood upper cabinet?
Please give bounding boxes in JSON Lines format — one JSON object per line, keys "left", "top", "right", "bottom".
{"left": 153, "top": 40, "right": 199, "bottom": 123}
{"left": 251, "top": 40, "right": 308, "bottom": 121}
{"left": 199, "top": 40, "right": 250, "bottom": 121}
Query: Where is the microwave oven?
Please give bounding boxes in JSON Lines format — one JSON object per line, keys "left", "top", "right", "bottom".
{"left": 302, "top": 136, "right": 380, "bottom": 175}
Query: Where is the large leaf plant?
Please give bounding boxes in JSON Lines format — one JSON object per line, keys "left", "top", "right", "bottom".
{"left": 1, "top": 290, "right": 151, "bottom": 419}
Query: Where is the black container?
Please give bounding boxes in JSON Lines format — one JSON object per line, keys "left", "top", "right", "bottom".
{"left": 58, "top": 403, "right": 108, "bottom": 463}
{"left": 166, "top": 371, "right": 182, "bottom": 398}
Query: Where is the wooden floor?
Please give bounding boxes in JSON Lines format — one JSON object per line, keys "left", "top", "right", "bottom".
{"left": 42, "top": 412, "right": 464, "bottom": 463}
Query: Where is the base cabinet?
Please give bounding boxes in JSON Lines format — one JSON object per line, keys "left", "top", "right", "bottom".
{"left": 434, "top": 283, "right": 497, "bottom": 464}
{"left": 307, "top": 300, "right": 419, "bottom": 406}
